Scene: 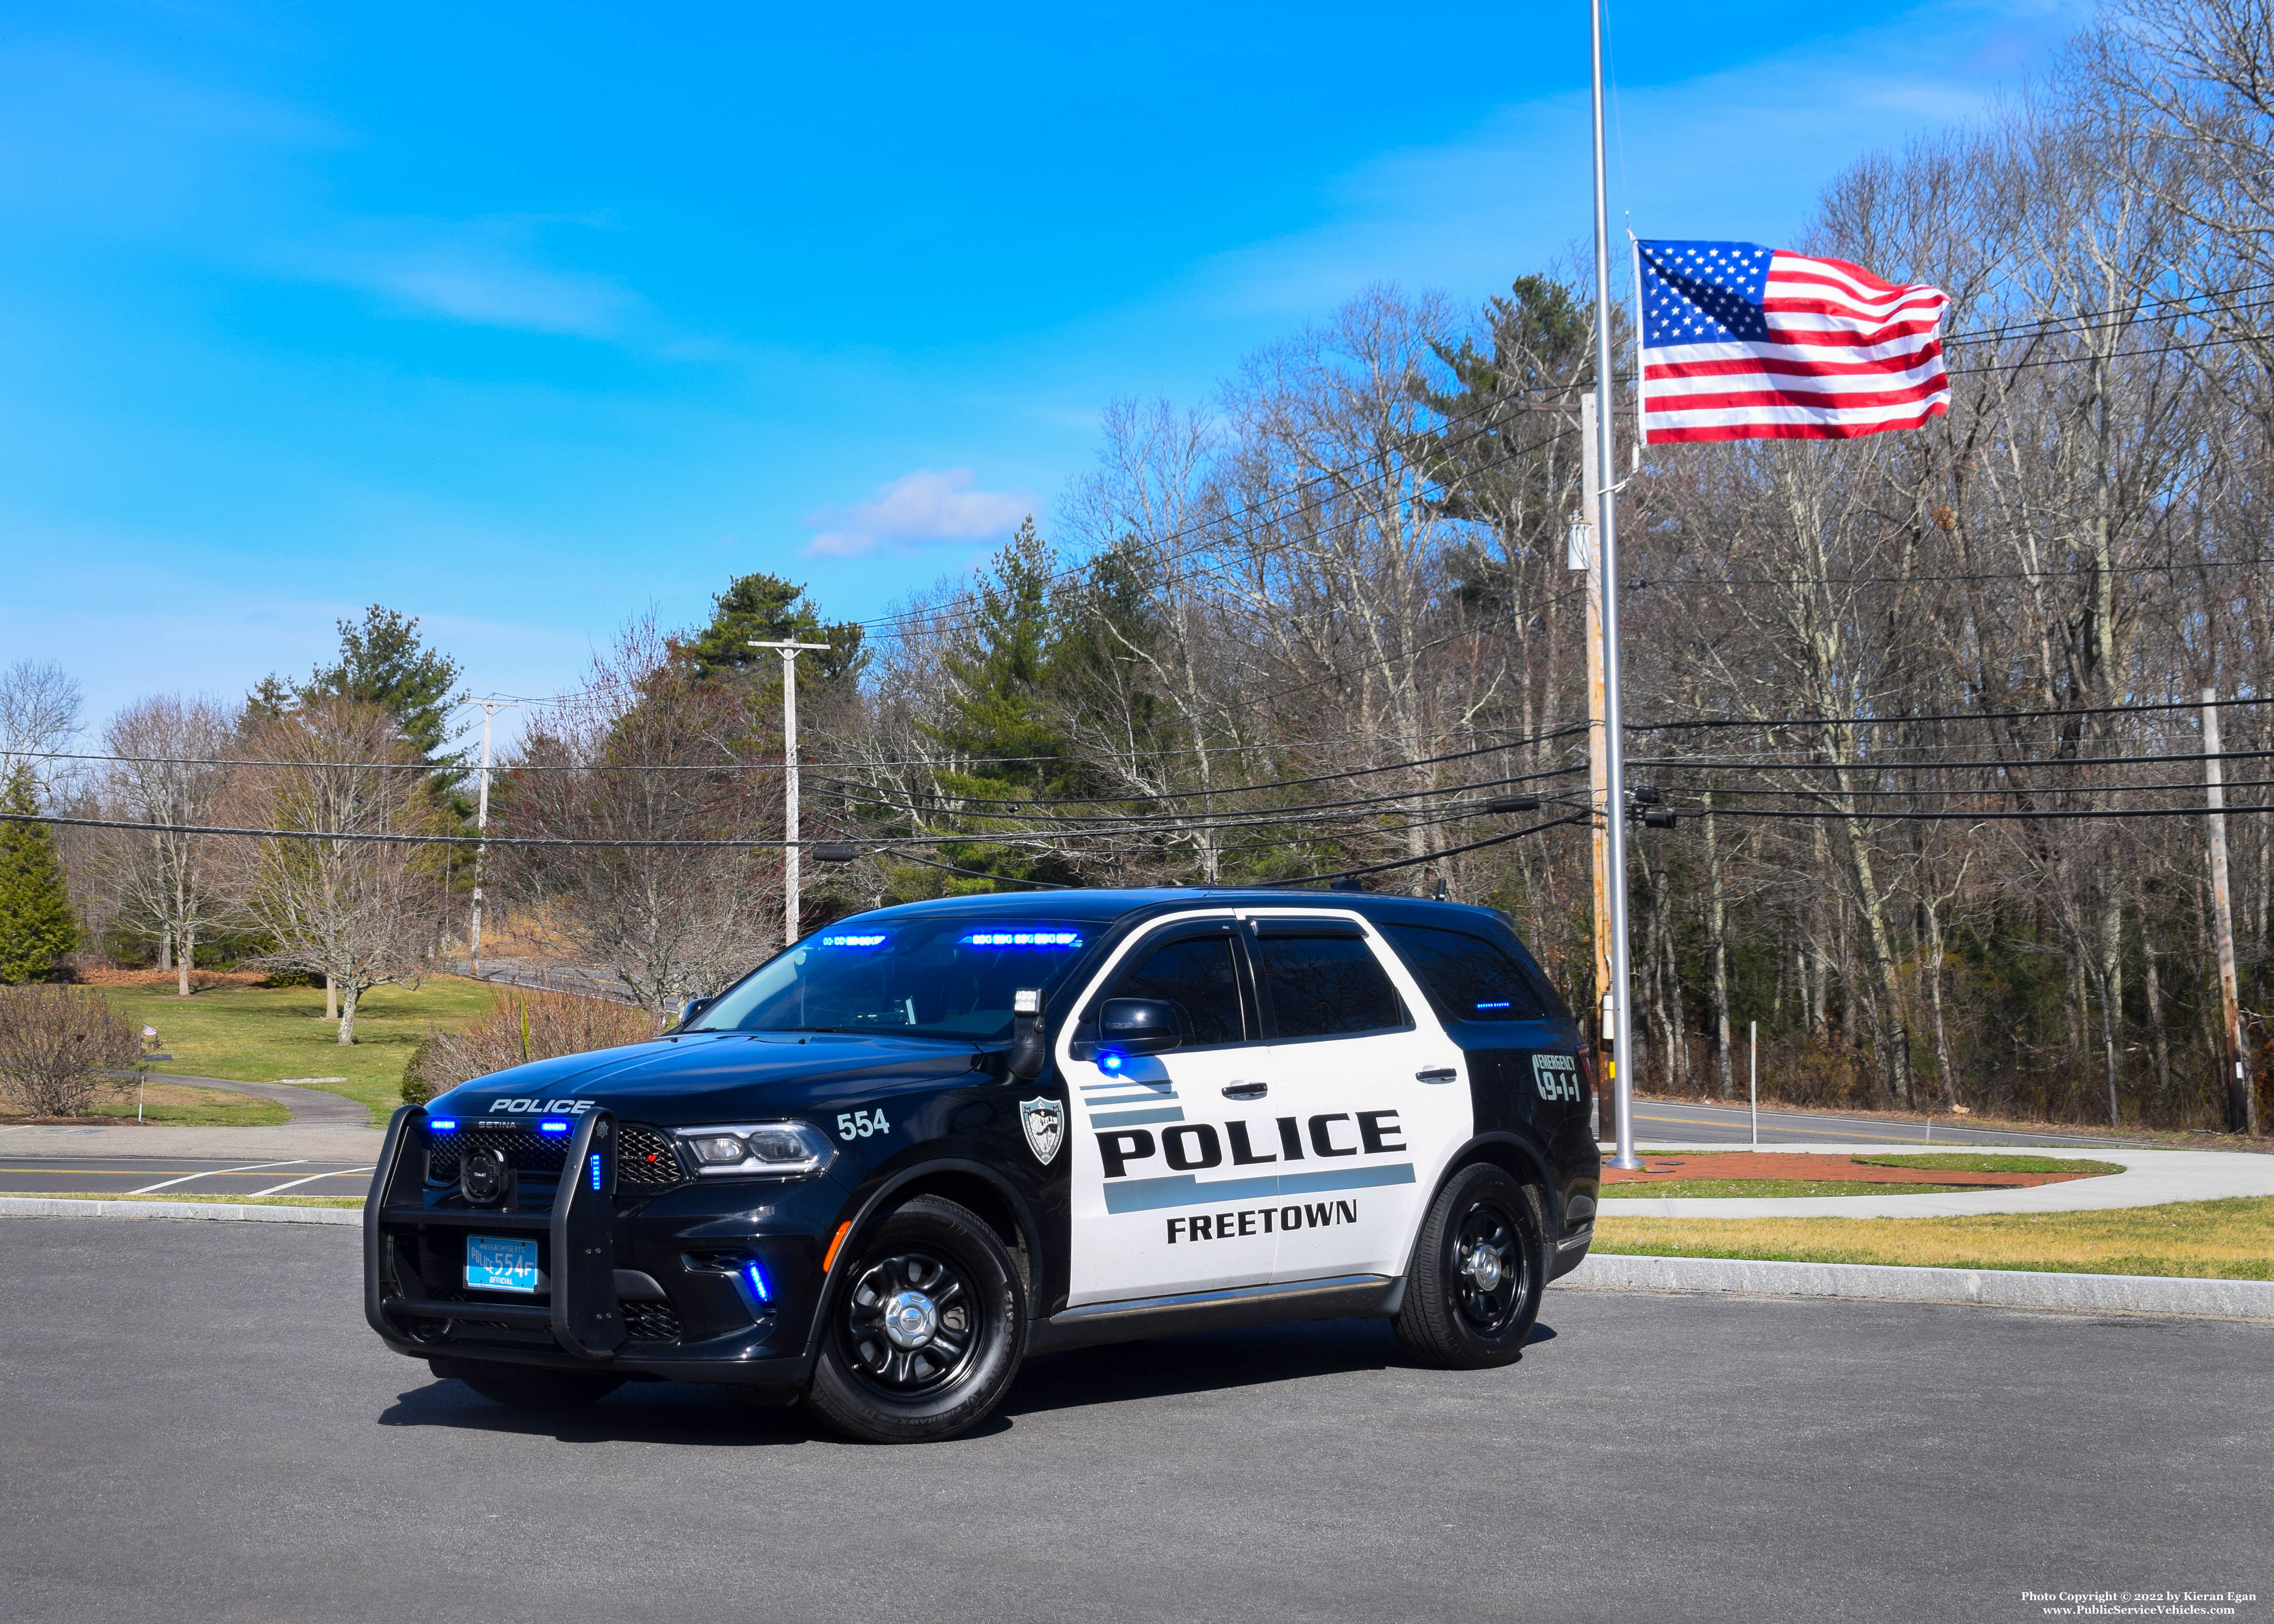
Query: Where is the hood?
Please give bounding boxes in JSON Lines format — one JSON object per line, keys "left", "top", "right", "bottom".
{"left": 431, "top": 1030, "right": 989, "bottom": 1126}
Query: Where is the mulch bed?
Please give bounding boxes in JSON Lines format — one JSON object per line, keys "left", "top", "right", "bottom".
{"left": 1600, "top": 1152, "right": 2104, "bottom": 1188}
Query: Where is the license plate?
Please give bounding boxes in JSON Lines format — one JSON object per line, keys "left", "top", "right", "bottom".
{"left": 466, "top": 1234, "right": 539, "bottom": 1294}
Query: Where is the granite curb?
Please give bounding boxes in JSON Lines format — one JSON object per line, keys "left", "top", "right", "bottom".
{"left": 1561, "top": 1250, "right": 2274, "bottom": 1321}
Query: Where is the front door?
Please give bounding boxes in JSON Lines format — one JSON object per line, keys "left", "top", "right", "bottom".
{"left": 1060, "top": 918, "right": 1275, "bottom": 1307}
{"left": 1242, "top": 913, "right": 1473, "bottom": 1285}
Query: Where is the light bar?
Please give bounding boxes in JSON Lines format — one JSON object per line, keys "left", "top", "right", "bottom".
{"left": 538, "top": 1120, "right": 572, "bottom": 1133}
{"left": 960, "top": 930, "right": 1082, "bottom": 948}
{"left": 744, "top": 1260, "right": 771, "bottom": 1302}
{"left": 428, "top": 1118, "right": 457, "bottom": 1131}
{"left": 589, "top": 1153, "right": 604, "bottom": 1192}
{"left": 1476, "top": 1001, "right": 1511, "bottom": 1011}
{"left": 820, "top": 932, "right": 888, "bottom": 948}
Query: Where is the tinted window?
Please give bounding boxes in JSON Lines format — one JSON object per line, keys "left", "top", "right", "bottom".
{"left": 1382, "top": 924, "right": 1547, "bottom": 1022}
{"left": 1253, "top": 937, "right": 1407, "bottom": 1040}
{"left": 1107, "top": 937, "right": 1246, "bottom": 1047}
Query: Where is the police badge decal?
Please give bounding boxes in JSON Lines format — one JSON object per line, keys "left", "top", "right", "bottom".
{"left": 1018, "top": 1097, "right": 1065, "bottom": 1165}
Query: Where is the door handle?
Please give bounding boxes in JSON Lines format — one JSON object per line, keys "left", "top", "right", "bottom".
{"left": 1221, "top": 1080, "right": 1269, "bottom": 1099}
{"left": 1415, "top": 1066, "right": 1458, "bottom": 1083}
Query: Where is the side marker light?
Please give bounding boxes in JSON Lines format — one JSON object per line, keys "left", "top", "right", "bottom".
{"left": 822, "top": 1220, "right": 853, "bottom": 1273}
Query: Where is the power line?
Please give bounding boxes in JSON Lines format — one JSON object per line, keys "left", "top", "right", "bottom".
{"left": 1626, "top": 695, "right": 2271, "bottom": 731}
{"left": 1667, "top": 803, "right": 2274, "bottom": 823}
{"left": 1630, "top": 747, "right": 2274, "bottom": 771}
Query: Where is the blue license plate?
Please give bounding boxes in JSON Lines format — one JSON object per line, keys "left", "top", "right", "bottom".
{"left": 466, "top": 1234, "right": 539, "bottom": 1294}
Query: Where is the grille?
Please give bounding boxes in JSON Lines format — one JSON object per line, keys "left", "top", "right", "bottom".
{"left": 618, "top": 1123, "right": 686, "bottom": 1189}
{"left": 619, "top": 1298, "right": 684, "bottom": 1343}
{"left": 426, "top": 1127, "right": 568, "bottom": 1184}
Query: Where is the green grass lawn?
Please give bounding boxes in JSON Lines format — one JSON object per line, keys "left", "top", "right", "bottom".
{"left": 1595, "top": 1196, "right": 2274, "bottom": 1279}
{"left": 1601, "top": 1179, "right": 1959, "bottom": 1199}
{"left": 1852, "top": 1153, "right": 2124, "bottom": 1176}
{"left": 95, "top": 977, "right": 496, "bottom": 1121}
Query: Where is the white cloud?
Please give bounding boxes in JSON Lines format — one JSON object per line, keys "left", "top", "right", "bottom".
{"left": 804, "top": 467, "right": 1031, "bottom": 558}
{"left": 286, "top": 216, "right": 641, "bottom": 338}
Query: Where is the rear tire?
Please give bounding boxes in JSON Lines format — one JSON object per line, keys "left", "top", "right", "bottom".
{"left": 806, "top": 1195, "right": 1027, "bottom": 1444}
{"left": 447, "top": 1363, "right": 626, "bottom": 1411}
{"left": 1393, "top": 1164, "right": 1546, "bottom": 1370}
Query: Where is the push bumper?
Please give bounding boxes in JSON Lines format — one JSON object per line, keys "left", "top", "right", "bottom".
{"left": 363, "top": 1106, "right": 824, "bottom": 1394}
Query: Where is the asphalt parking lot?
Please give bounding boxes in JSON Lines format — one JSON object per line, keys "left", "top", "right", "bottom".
{"left": 10, "top": 1221, "right": 2269, "bottom": 1622}
{"left": 0, "top": 1156, "right": 374, "bottom": 1198}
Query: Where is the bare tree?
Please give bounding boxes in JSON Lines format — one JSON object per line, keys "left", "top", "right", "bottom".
{"left": 492, "top": 618, "right": 777, "bottom": 1013}
{"left": 83, "top": 697, "right": 238, "bottom": 995}
{"left": 228, "top": 699, "right": 440, "bottom": 1043}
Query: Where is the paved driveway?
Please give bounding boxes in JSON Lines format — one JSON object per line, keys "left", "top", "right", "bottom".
{"left": 4, "top": 1218, "right": 2266, "bottom": 1623}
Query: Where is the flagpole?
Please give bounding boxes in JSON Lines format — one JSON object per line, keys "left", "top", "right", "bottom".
{"left": 1591, "top": 0, "right": 1643, "bottom": 1171}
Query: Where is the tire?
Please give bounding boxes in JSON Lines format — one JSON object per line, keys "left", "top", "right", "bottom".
{"left": 805, "top": 1194, "right": 1028, "bottom": 1444}
{"left": 1393, "top": 1164, "right": 1547, "bottom": 1370}
{"left": 446, "top": 1363, "right": 627, "bottom": 1411}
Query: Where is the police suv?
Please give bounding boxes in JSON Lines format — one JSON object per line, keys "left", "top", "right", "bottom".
{"left": 364, "top": 890, "right": 1601, "bottom": 1443}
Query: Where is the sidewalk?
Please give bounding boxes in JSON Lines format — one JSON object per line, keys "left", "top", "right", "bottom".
{"left": 1599, "top": 1143, "right": 2274, "bottom": 1218}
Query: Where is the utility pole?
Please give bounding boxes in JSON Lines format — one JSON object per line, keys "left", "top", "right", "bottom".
{"left": 1572, "top": 394, "right": 1615, "bottom": 1139}
{"left": 751, "top": 640, "right": 831, "bottom": 947}
{"left": 1589, "top": 0, "right": 1642, "bottom": 1171}
{"left": 2202, "top": 690, "right": 2257, "bottom": 1135}
{"left": 468, "top": 697, "right": 516, "bottom": 979}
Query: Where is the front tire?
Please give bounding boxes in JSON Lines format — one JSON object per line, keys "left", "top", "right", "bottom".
{"left": 806, "top": 1195, "right": 1027, "bottom": 1444}
{"left": 1393, "top": 1164, "right": 1546, "bottom": 1369}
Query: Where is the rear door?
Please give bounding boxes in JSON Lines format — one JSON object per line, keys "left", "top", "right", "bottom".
{"left": 1243, "top": 912, "right": 1473, "bottom": 1285}
{"left": 1058, "top": 916, "right": 1277, "bottom": 1307}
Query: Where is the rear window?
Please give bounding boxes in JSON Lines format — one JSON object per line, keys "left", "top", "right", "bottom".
{"left": 1251, "top": 936, "right": 1408, "bottom": 1040}
{"left": 1382, "top": 924, "right": 1549, "bottom": 1022}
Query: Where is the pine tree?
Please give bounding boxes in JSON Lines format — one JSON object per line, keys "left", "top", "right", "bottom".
{"left": 0, "top": 765, "right": 78, "bottom": 983}
{"left": 675, "top": 572, "right": 865, "bottom": 689}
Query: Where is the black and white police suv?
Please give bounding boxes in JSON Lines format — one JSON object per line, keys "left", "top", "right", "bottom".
{"left": 364, "top": 889, "right": 1601, "bottom": 1442}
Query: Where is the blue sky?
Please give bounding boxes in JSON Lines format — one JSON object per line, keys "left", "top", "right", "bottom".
{"left": 1, "top": 0, "right": 2088, "bottom": 737}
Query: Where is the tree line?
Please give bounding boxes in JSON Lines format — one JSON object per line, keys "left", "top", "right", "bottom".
{"left": 4, "top": 2, "right": 2269, "bottom": 1127}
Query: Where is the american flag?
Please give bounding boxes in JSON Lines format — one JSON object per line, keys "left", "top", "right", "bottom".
{"left": 1637, "top": 239, "right": 1949, "bottom": 443}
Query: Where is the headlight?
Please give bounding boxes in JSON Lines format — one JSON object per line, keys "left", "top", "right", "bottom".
{"left": 671, "top": 1121, "right": 834, "bottom": 1177}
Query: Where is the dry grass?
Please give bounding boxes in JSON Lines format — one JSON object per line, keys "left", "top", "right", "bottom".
{"left": 1593, "top": 1196, "right": 2274, "bottom": 1279}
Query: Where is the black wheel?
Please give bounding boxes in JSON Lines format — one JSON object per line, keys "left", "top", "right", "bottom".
{"left": 806, "top": 1195, "right": 1027, "bottom": 1444}
{"left": 1393, "top": 1164, "right": 1547, "bottom": 1370}
{"left": 444, "top": 1362, "right": 626, "bottom": 1411}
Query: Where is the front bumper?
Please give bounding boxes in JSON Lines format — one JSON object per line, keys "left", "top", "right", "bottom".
{"left": 363, "top": 1107, "right": 838, "bottom": 1394}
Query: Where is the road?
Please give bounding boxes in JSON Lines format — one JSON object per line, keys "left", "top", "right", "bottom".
{"left": 1617, "top": 1096, "right": 2160, "bottom": 1149}
{"left": 5, "top": 1220, "right": 2266, "bottom": 1624}
{"left": 0, "top": 1156, "right": 373, "bottom": 1198}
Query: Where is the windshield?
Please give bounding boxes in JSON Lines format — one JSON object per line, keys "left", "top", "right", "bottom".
{"left": 688, "top": 920, "right": 1093, "bottom": 1041}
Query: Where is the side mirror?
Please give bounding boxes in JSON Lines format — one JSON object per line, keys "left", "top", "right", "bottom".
{"left": 676, "top": 996, "right": 714, "bottom": 1032}
{"left": 1097, "top": 998, "right": 1181, "bottom": 1056}
{"left": 1007, "top": 988, "right": 1047, "bottom": 1082}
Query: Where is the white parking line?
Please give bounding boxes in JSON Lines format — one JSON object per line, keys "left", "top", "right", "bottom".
{"left": 246, "top": 1166, "right": 375, "bottom": 1197}
{"left": 130, "top": 1159, "right": 307, "bottom": 1194}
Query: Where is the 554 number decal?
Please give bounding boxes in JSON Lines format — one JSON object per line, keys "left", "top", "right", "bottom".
{"left": 837, "top": 1108, "right": 890, "bottom": 1141}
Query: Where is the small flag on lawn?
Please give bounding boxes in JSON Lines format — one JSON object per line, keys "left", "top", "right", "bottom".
{"left": 1637, "top": 240, "right": 1949, "bottom": 442}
